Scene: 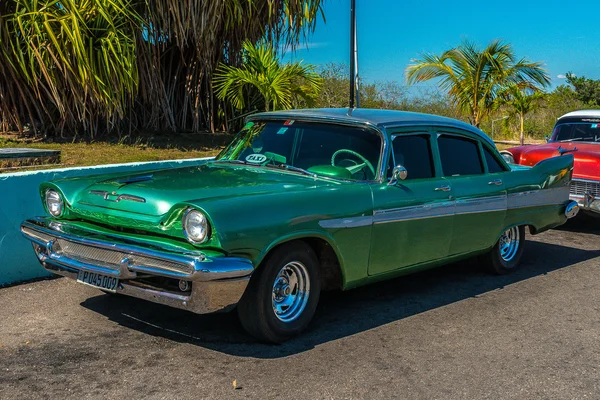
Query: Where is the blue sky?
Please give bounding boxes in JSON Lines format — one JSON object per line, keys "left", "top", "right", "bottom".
{"left": 283, "top": 0, "right": 600, "bottom": 90}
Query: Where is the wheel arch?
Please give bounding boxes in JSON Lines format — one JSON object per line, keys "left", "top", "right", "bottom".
{"left": 256, "top": 232, "right": 345, "bottom": 291}
{"left": 495, "top": 222, "right": 534, "bottom": 243}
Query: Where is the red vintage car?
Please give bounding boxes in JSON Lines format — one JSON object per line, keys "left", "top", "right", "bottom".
{"left": 502, "top": 110, "right": 600, "bottom": 216}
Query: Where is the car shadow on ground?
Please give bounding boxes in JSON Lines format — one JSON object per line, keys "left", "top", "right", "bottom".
{"left": 81, "top": 239, "right": 600, "bottom": 359}
{"left": 557, "top": 214, "right": 600, "bottom": 234}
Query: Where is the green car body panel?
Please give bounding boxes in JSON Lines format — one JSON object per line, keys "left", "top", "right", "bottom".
{"left": 22, "top": 108, "right": 575, "bottom": 311}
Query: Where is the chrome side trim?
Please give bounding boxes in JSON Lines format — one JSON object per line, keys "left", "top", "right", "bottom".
{"left": 455, "top": 195, "right": 507, "bottom": 215}
{"left": 319, "top": 188, "right": 571, "bottom": 228}
{"left": 507, "top": 186, "right": 570, "bottom": 209}
{"left": 318, "top": 216, "right": 373, "bottom": 229}
{"left": 373, "top": 200, "right": 455, "bottom": 224}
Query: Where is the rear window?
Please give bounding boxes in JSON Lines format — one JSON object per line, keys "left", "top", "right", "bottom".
{"left": 438, "top": 135, "right": 484, "bottom": 176}
{"left": 483, "top": 147, "right": 506, "bottom": 173}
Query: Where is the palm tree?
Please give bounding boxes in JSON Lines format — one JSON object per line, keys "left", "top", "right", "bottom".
{"left": 405, "top": 40, "right": 550, "bottom": 128}
{"left": 213, "top": 41, "right": 322, "bottom": 112}
{"left": 497, "top": 85, "right": 545, "bottom": 145}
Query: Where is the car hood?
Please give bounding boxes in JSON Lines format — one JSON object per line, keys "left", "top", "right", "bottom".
{"left": 510, "top": 142, "right": 600, "bottom": 180}
{"left": 71, "top": 162, "right": 336, "bottom": 217}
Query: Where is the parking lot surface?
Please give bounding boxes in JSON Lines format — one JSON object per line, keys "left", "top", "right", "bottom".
{"left": 1, "top": 218, "right": 600, "bottom": 399}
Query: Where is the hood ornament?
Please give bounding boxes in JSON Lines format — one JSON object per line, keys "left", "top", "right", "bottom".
{"left": 89, "top": 190, "right": 146, "bottom": 203}
{"left": 557, "top": 145, "right": 577, "bottom": 155}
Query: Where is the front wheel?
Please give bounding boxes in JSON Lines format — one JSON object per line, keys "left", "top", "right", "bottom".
{"left": 237, "top": 241, "right": 321, "bottom": 343}
{"left": 482, "top": 225, "right": 526, "bottom": 275}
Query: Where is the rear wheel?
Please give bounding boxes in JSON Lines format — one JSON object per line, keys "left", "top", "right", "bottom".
{"left": 237, "top": 241, "right": 321, "bottom": 343}
{"left": 482, "top": 225, "right": 526, "bottom": 274}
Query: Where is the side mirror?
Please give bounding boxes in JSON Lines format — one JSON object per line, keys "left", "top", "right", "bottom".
{"left": 545, "top": 135, "right": 550, "bottom": 143}
{"left": 388, "top": 165, "right": 408, "bottom": 186}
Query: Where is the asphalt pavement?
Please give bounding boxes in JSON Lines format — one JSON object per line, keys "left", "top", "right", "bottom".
{"left": 1, "top": 218, "right": 599, "bottom": 399}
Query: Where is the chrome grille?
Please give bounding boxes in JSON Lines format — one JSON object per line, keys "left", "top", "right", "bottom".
{"left": 53, "top": 238, "right": 193, "bottom": 274}
{"left": 55, "top": 239, "right": 124, "bottom": 270}
{"left": 570, "top": 180, "right": 600, "bottom": 197}
{"left": 132, "top": 254, "right": 193, "bottom": 274}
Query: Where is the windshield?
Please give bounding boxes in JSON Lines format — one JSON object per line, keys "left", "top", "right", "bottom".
{"left": 216, "top": 120, "right": 382, "bottom": 180}
{"left": 552, "top": 121, "right": 600, "bottom": 142}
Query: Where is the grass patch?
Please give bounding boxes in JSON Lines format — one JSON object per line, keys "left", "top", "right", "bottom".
{"left": 0, "top": 132, "right": 544, "bottom": 173}
{"left": 0, "top": 133, "right": 227, "bottom": 173}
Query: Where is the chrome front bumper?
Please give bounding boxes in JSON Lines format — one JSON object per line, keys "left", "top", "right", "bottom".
{"left": 21, "top": 217, "right": 254, "bottom": 314}
{"left": 570, "top": 179, "right": 600, "bottom": 214}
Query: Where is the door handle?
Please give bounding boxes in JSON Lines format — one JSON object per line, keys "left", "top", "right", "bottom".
{"left": 434, "top": 185, "right": 451, "bottom": 192}
{"left": 488, "top": 179, "right": 503, "bottom": 186}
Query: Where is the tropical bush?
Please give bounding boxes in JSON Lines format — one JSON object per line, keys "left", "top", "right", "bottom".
{"left": 0, "top": 0, "right": 323, "bottom": 137}
{"left": 213, "top": 41, "right": 322, "bottom": 113}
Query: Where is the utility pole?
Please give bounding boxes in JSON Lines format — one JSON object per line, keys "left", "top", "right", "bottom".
{"left": 491, "top": 116, "right": 509, "bottom": 139}
{"left": 349, "top": 0, "right": 359, "bottom": 108}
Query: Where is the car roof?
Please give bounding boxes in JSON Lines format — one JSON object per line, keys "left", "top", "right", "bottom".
{"left": 558, "top": 110, "right": 600, "bottom": 119}
{"left": 249, "top": 108, "right": 494, "bottom": 146}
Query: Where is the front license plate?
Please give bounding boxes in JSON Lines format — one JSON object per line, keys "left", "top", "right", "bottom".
{"left": 77, "top": 270, "right": 119, "bottom": 292}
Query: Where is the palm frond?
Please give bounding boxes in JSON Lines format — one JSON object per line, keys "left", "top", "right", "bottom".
{"left": 405, "top": 39, "right": 550, "bottom": 127}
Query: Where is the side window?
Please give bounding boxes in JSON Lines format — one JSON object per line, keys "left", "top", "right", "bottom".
{"left": 438, "top": 134, "right": 483, "bottom": 176}
{"left": 483, "top": 146, "right": 507, "bottom": 173}
{"left": 391, "top": 134, "right": 434, "bottom": 179}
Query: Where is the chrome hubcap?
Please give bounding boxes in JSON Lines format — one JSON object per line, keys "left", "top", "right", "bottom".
{"left": 272, "top": 261, "right": 310, "bottom": 322}
{"left": 499, "top": 227, "right": 520, "bottom": 263}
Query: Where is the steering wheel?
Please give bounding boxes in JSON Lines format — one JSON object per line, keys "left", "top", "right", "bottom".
{"left": 331, "top": 149, "right": 376, "bottom": 177}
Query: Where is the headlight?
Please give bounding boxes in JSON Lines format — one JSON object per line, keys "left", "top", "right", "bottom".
{"left": 45, "top": 189, "right": 64, "bottom": 217}
{"left": 501, "top": 152, "right": 515, "bottom": 164}
{"left": 183, "top": 208, "right": 209, "bottom": 244}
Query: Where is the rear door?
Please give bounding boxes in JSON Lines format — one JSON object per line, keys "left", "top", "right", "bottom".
{"left": 435, "top": 131, "right": 508, "bottom": 255}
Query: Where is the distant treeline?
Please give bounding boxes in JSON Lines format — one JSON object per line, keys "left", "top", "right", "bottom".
{"left": 314, "top": 63, "right": 600, "bottom": 140}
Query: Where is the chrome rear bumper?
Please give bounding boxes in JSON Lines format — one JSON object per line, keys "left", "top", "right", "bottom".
{"left": 21, "top": 217, "right": 254, "bottom": 314}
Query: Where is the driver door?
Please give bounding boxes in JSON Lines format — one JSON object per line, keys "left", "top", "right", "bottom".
{"left": 368, "top": 131, "right": 454, "bottom": 276}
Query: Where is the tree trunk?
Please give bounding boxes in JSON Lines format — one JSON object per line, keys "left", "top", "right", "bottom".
{"left": 520, "top": 112, "right": 525, "bottom": 145}
{"left": 473, "top": 111, "right": 480, "bottom": 128}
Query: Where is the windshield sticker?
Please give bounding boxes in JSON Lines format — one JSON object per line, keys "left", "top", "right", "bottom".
{"left": 242, "top": 121, "right": 254, "bottom": 130}
{"left": 592, "top": 124, "right": 599, "bottom": 129}
{"left": 284, "top": 120, "right": 295, "bottom": 126}
{"left": 245, "top": 154, "right": 267, "bottom": 164}
{"left": 277, "top": 127, "right": 288, "bottom": 135}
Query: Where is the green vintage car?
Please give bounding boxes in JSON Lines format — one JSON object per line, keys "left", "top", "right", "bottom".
{"left": 22, "top": 109, "right": 578, "bottom": 342}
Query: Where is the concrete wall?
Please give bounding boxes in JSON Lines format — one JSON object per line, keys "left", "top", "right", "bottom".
{"left": 1, "top": 158, "right": 211, "bottom": 286}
